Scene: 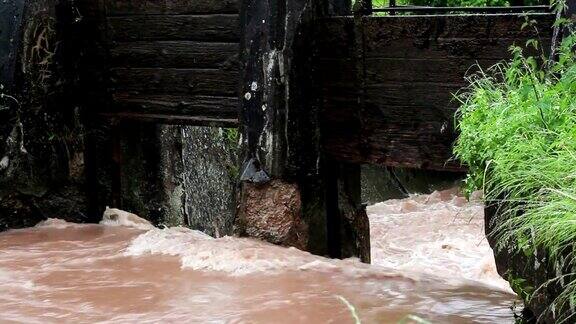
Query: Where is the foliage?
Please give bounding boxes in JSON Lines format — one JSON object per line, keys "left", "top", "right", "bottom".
{"left": 453, "top": 4, "right": 576, "bottom": 320}
{"left": 222, "top": 127, "right": 240, "bottom": 146}
{"left": 372, "top": 0, "right": 545, "bottom": 8}
{"left": 507, "top": 273, "right": 535, "bottom": 302}
{"left": 221, "top": 127, "right": 241, "bottom": 181}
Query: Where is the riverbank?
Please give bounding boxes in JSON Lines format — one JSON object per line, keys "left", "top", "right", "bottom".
{"left": 454, "top": 26, "right": 576, "bottom": 321}
{"left": 0, "top": 190, "right": 516, "bottom": 323}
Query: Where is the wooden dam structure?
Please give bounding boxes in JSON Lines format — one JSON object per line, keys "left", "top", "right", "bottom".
{"left": 1, "top": 0, "right": 561, "bottom": 260}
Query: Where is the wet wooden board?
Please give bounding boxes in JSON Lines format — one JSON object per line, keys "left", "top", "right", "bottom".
{"left": 106, "top": 0, "right": 240, "bottom": 15}
{"left": 77, "top": 0, "right": 241, "bottom": 125}
{"left": 110, "top": 68, "right": 239, "bottom": 96}
{"left": 111, "top": 93, "right": 238, "bottom": 121}
{"left": 317, "top": 13, "right": 555, "bottom": 171}
{"left": 107, "top": 14, "right": 240, "bottom": 42}
{"left": 110, "top": 41, "right": 239, "bottom": 69}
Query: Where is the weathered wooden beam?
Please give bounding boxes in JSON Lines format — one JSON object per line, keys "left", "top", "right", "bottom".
{"left": 105, "top": 0, "right": 240, "bottom": 16}
{"left": 317, "top": 13, "right": 554, "bottom": 172}
{"left": 325, "top": 160, "right": 370, "bottom": 262}
{"left": 110, "top": 41, "right": 239, "bottom": 69}
{"left": 107, "top": 14, "right": 240, "bottom": 42}
{"left": 328, "top": 0, "right": 352, "bottom": 15}
{"left": 110, "top": 68, "right": 239, "bottom": 97}
{"left": 236, "top": 0, "right": 372, "bottom": 262}
{"left": 111, "top": 93, "right": 238, "bottom": 118}
{"left": 236, "top": 0, "right": 322, "bottom": 249}
{"left": 239, "top": 0, "right": 319, "bottom": 180}
{"left": 0, "top": 0, "right": 25, "bottom": 90}
{"left": 353, "top": 0, "right": 372, "bottom": 15}
{"left": 99, "top": 112, "right": 239, "bottom": 128}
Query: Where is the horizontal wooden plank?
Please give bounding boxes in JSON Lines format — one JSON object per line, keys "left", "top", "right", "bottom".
{"left": 322, "top": 83, "right": 463, "bottom": 110}
{"left": 362, "top": 13, "right": 554, "bottom": 41}
{"left": 365, "top": 82, "right": 463, "bottom": 110}
{"left": 318, "top": 57, "right": 499, "bottom": 87}
{"left": 316, "top": 14, "right": 553, "bottom": 59}
{"left": 364, "top": 38, "right": 551, "bottom": 60}
{"left": 110, "top": 68, "right": 239, "bottom": 96}
{"left": 75, "top": 0, "right": 104, "bottom": 18}
{"left": 317, "top": 59, "right": 357, "bottom": 88}
{"left": 364, "top": 58, "right": 501, "bottom": 84}
{"left": 318, "top": 34, "right": 551, "bottom": 60}
{"left": 110, "top": 93, "right": 238, "bottom": 118}
{"left": 365, "top": 38, "right": 550, "bottom": 60}
{"left": 323, "top": 130, "right": 462, "bottom": 171}
{"left": 323, "top": 137, "right": 462, "bottom": 171}
{"left": 99, "top": 112, "right": 238, "bottom": 127}
{"left": 106, "top": 0, "right": 239, "bottom": 15}
{"left": 110, "top": 41, "right": 239, "bottom": 69}
{"left": 315, "top": 17, "right": 356, "bottom": 58}
{"left": 108, "top": 14, "right": 240, "bottom": 41}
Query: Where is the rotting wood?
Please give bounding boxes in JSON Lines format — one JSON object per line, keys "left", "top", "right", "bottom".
{"left": 106, "top": 0, "right": 240, "bottom": 16}
{"left": 99, "top": 112, "right": 238, "bottom": 128}
{"left": 111, "top": 93, "right": 238, "bottom": 117}
{"left": 110, "top": 41, "right": 239, "bottom": 69}
{"left": 110, "top": 68, "right": 239, "bottom": 97}
{"left": 107, "top": 14, "right": 240, "bottom": 42}
{"left": 317, "top": 13, "right": 554, "bottom": 172}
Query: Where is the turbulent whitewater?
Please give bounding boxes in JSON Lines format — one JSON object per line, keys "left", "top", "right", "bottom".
{"left": 0, "top": 189, "right": 519, "bottom": 323}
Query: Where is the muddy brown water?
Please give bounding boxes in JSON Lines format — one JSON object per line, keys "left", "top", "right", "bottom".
{"left": 0, "top": 189, "right": 518, "bottom": 323}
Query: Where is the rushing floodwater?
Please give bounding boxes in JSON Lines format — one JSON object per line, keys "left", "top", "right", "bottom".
{"left": 0, "top": 189, "right": 518, "bottom": 323}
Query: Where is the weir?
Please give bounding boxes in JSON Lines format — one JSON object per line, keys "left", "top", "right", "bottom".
{"left": 0, "top": 0, "right": 561, "bottom": 259}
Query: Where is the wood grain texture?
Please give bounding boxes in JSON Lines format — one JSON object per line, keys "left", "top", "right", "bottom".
{"left": 102, "top": 4, "right": 240, "bottom": 122}
{"left": 110, "top": 68, "right": 239, "bottom": 97}
{"left": 99, "top": 112, "right": 238, "bottom": 127}
{"left": 317, "top": 13, "right": 555, "bottom": 171}
{"left": 106, "top": 0, "right": 239, "bottom": 15}
{"left": 111, "top": 93, "right": 238, "bottom": 117}
{"left": 108, "top": 14, "right": 240, "bottom": 41}
{"left": 110, "top": 41, "right": 239, "bottom": 69}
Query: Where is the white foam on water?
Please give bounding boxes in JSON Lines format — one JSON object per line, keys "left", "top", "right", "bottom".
{"left": 367, "top": 188, "right": 513, "bottom": 293}
{"left": 0, "top": 267, "right": 35, "bottom": 291}
{"left": 100, "top": 207, "right": 156, "bottom": 230}
{"left": 0, "top": 189, "right": 520, "bottom": 323}
{"left": 35, "top": 218, "right": 81, "bottom": 229}
{"left": 125, "top": 226, "right": 338, "bottom": 275}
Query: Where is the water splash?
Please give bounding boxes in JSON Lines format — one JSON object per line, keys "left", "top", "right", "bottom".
{"left": 0, "top": 189, "right": 519, "bottom": 323}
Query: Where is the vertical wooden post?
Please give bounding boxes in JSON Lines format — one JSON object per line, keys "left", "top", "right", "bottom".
{"left": 237, "top": 0, "right": 321, "bottom": 249}
{"left": 0, "top": 0, "right": 25, "bottom": 91}
{"left": 389, "top": 0, "right": 397, "bottom": 15}
{"left": 353, "top": 0, "right": 372, "bottom": 15}
{"left": 237, "top": 0, "right": 371, "bottom": 261}
{"left": 329, "top": 0, "right": 353, "bottom": 15}
{"left": 325, "top": 160, "right": 371, "bottom": 262}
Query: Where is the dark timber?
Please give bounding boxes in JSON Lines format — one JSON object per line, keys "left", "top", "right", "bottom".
{"left": 0, "top": 0, "right": 557, "bottom": 262}
{"left": 0, "top": 0, "right": 25, "bottom": 89}
{"left": 79, "top": 0, "right": 242, "bottom": 127}
{"left": 318, "top": 13, "right": 554, "bottom": 171}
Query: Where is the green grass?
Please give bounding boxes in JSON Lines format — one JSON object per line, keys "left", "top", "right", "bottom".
{"left": 453, "top": 12, "right": 576, "bottom": 321}
{"left": 371, "top": 0, "right": 530, "bottom": 8}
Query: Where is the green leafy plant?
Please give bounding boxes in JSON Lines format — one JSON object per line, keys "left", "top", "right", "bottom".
{"left": 371, "top": 0, "right": 538, "bottom": 9}
{"left": 453, "top": 4, "right": 576, "bottom": 321}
